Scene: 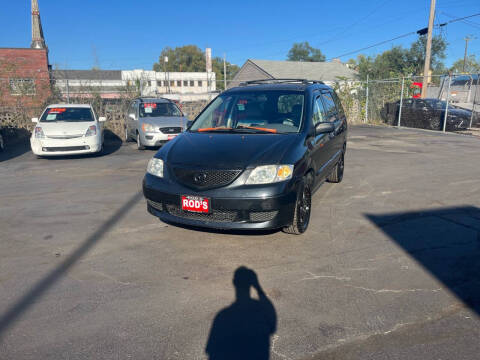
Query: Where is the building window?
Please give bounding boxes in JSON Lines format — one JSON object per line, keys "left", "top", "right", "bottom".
{"left": 177, "top": 80, "right": 181, "bottom": 87}
{"left": 198, "top": 80, "right": 203, "bottom": 87}
{"left": 9, "top": 78, "right": 36, "bottom": 95}
{"left": 170, "top": 80, "right": 174, "bottom": 87}
{"left": 159, "top": 81, "right": 164, "bottom": 87}
{"left": 183, "top": 80, "right": 188, "bottom": 87}
{"left": 190, "top": 80, "right": 194, "bottom": 87}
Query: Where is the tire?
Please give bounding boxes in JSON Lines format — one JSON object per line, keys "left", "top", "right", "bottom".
{"left": 136, "top": 133, "right": 145, "bottom": 150}
{"left": 283, "top": 174, "right": 312, "bottom": 235}
{"left": 327, "top": 151, "right": 344, "bottom": 183}
{"left": 0, "top": 135, "right": 4, "bottom": 152}
{"left": 124, "top": 127, "right": 129, "bottom": 142}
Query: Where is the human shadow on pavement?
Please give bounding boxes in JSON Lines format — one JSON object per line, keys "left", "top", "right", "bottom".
{"left": 366, "top": 206, "right": 480, "bottom": 315}
{"left": 205, "top": 266, "right": 277, "bottom": 360}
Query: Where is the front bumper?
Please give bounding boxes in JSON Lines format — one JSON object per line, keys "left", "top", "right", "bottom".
{"left": 142, "top": 173, "right": 298, "bottom": 230}
{"left": 31, "top": 135, "right": 102, "bottom": 156}
{"left": 140, "top": 131, "right": 179, "bottom": 147}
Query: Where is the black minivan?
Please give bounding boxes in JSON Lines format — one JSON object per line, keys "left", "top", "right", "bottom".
{"left": 143, "top": 79, "right": 347, "bottom": 234}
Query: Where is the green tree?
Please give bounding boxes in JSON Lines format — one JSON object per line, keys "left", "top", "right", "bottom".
{"left": 449, "top": 55, "right": 480, "bottom": 74}
{"left": 287, "top": 42, "right": 326, "bottom": 62}
{"left": 152, "top": 45, "right": 240, "bottom": 90}
{"left": 347, "top": 35, "right": 447, "bottom": 80}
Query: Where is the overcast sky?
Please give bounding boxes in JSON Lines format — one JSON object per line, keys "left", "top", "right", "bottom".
{"left": 1, "top": 0, "right": 479, "bottom": 71}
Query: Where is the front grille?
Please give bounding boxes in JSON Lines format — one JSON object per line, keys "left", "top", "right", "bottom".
{"left": 172, "top": 168, "right": 242, "bottom": 190}
{"left": 47, "top": 134, "right": 83, "bottom": 139}
{"left": 249, "top": 211, "right": 278, "bottom": 222}
{"left": 43, "top": 146, "right": 89, "bottom": 152}
{"left": 160, "top": 127, "right": 182, "bottom": 134}
{"left": 148, "top": 200, "right": 237, "bottom": 222}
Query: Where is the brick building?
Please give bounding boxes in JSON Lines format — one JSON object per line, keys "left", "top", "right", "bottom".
{"left": 0, "top": 48, "right": 50, "bottom": 107}
{"left": 0, "top": 0, "right": 51, "bottom": 108}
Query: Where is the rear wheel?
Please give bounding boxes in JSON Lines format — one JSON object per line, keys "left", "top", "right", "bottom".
{"left": 283, "top": 175, "right": 312, "bottom": 235}
{"left": 327, "top": 151, "right": 344, "bottom": 183}
{"left": 137, "top": 133, "right": 145, "bottom": 150}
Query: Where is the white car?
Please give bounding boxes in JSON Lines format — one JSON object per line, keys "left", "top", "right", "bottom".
{"left": 31, "top": 104, "right": 106, "bottom": 157}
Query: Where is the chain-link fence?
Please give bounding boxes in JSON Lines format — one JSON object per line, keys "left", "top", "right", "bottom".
{"left": 335, "top": 73, "right": 480, "bottom": 134}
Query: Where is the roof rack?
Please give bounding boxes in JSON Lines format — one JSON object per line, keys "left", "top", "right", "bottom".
{"left": 240, "top": 78, "right": 324, "bottom": 86}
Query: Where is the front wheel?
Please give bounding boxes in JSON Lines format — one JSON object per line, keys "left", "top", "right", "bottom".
{"left": 283, "top": 175, "right": 312, "bottom": 235}
{"left": 137, "top": 133, "right": 145, "bottom": 150}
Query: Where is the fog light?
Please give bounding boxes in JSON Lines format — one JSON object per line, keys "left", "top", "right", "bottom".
{"left": 146, "top": 135, "right": 153, "bottom": 140}
{"left": 42, "top": 147, "right": 47, "bottom": 151}
{"left": 85, "top": 145, "right": 90, "bottom": 149}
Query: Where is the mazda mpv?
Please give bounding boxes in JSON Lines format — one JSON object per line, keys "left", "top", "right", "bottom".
{"left": 143, "top": 79, "right": 347, "bottom": 234}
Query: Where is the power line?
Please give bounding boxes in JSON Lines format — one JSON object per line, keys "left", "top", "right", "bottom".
{"left": 327, "top": 31, "right": 417, "bottom": 60}
{"left": 328, "top": 12, "right": 480, "bottom": 60}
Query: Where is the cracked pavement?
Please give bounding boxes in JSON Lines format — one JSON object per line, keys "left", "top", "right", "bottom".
{"left": 0, "top": 125, "right": 479, "bottom": 359}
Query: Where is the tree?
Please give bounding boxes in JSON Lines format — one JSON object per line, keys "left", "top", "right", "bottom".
{"left": 287, "top": 42, "right": 326, "bottom": 62}
{"left": 152, "top": 45, "right": 240, "bottom": 90}
{"left": 347, "top": 35, "right": 447, "bottom": 80}
{"left": 449, "top": 55, "right": 480, "bottom": 74}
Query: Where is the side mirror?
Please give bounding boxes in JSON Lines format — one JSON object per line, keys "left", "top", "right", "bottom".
{"left": 98, "top": 116, "right": 106, "bottom": 122}
{"left": 315, "top": 122, "right": 335, "bottom": 134}
{"left": 32, "top": 117, "right": 38, "bottom": 123}
{"left": 128, "top": 113, "right": 136, "bottom": 121}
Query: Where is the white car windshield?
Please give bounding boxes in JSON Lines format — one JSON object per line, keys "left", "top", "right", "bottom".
{"left": 40, "top": 107, "right": 94, "bottom": 122}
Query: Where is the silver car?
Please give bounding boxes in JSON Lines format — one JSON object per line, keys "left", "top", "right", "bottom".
{"left": 125, "top": 97, "right": 188, "bottom": 150}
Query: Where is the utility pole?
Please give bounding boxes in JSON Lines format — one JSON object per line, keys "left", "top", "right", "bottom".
{"left": 463, "top": 36, "right": 473, "bottom": 73}
{"left": 223, "top": 53, "right": 227, "bottom": 90}
{"left": 421, "top": 0, "right": 436, "bottom": 99}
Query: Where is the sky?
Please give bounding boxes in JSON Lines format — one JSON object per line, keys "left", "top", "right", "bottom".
{"left": 0, "top": 0, "right": 479, "bottom": 72}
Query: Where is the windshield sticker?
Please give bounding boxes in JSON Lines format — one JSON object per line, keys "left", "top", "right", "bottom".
{"left": 46, "top": 114, "right": 57, "bottom": 120}
{"left": 144, "top": 107, "right": 153, "bottom": 113}
{"left": 48, "top": 108, "right": 66, "bottom": 114}
{"left": 237, "top": 104, "right": 245, "bottom": 111}
{"left": 144, "top": 103, "right": 157, "bottom": 109}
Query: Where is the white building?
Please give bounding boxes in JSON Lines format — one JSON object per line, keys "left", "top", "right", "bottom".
{"left": 122, "top": 70, "right": 216, "bottom": 101}
{"left": 53, "top": 69, "right": 217, "bottom": 102}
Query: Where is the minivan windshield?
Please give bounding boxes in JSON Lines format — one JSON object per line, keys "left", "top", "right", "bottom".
{"left": 40, "top": 107, "right": 94, "bottom": 122}
{"left": 140, "top": 102, "right": 182, "bottom": 118}
{"left": 190, "top": 91, "right": 304, "bottom": 134}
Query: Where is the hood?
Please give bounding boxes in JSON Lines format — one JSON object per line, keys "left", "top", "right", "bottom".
{"left": 140, "top": 116, "right": 188, "bottom": 128}
{"left": 37, "top": 121, "right": 95, "bottom": 136}
{"left": 163, "top": 132, "right": 298, "bottom": 169}
{"left": 448, "top": 108, "right": 471, "bottom": 117}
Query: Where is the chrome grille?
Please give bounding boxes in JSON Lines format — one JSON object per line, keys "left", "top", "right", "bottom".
{"left": 160, "top": 127, "right": 182, "bottom": 134}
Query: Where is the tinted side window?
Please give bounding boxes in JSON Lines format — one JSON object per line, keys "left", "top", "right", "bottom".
{"left": 321, "top": 92, "right": 337, "bottom": 122}
{"left": 312, "top": 96, "right": 326, "bottom": 126}
{"left": 331, "top": 91, "right": 345, "bottom": 118}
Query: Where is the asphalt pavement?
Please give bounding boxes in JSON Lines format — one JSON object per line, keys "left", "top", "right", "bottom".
{"left": 0, "top": 125, "right": 479, "bottom": 359}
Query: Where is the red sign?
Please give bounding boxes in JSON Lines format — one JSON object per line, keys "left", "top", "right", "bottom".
{"left": 48, "top": 108, "right": 66, "bottom": 113}
{"left": 143, "top": 103, "right": 157, "bottom": 108}
{"left": 167, "top": 135, "right": 177, "bottom": 140}
{"left": 181, "top": 196, "right": 209, "bottom": 213}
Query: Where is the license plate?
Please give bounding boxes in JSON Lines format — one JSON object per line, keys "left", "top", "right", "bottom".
{"left": 181, "top": 196, "right": 210, "bottom": 213}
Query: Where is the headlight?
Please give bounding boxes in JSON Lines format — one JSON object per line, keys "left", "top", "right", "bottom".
{"left": 142, "top": 123, "right": 156, "bottom": 133}
{"left": 147, "top": 158, "right": 164, "bottom": 177}
{"left": 245, "top": 165, "right": 294, "bottom": 184}
{"left": 85, "top": 125, "right": 97, "bottom": 136}
{"left": 34, "top": 126, "right": 45, "bottom": 139}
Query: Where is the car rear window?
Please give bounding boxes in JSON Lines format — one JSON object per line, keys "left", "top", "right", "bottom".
{"left": 40, "top": 107, "right": 94, "bottom": 122}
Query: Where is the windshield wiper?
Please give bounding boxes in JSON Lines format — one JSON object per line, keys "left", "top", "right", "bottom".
{"left": 197, "top": 127, "right": 234, "bottom": 132}
{"left": 235, "top": 125, "right": 277, "bottom": 133}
